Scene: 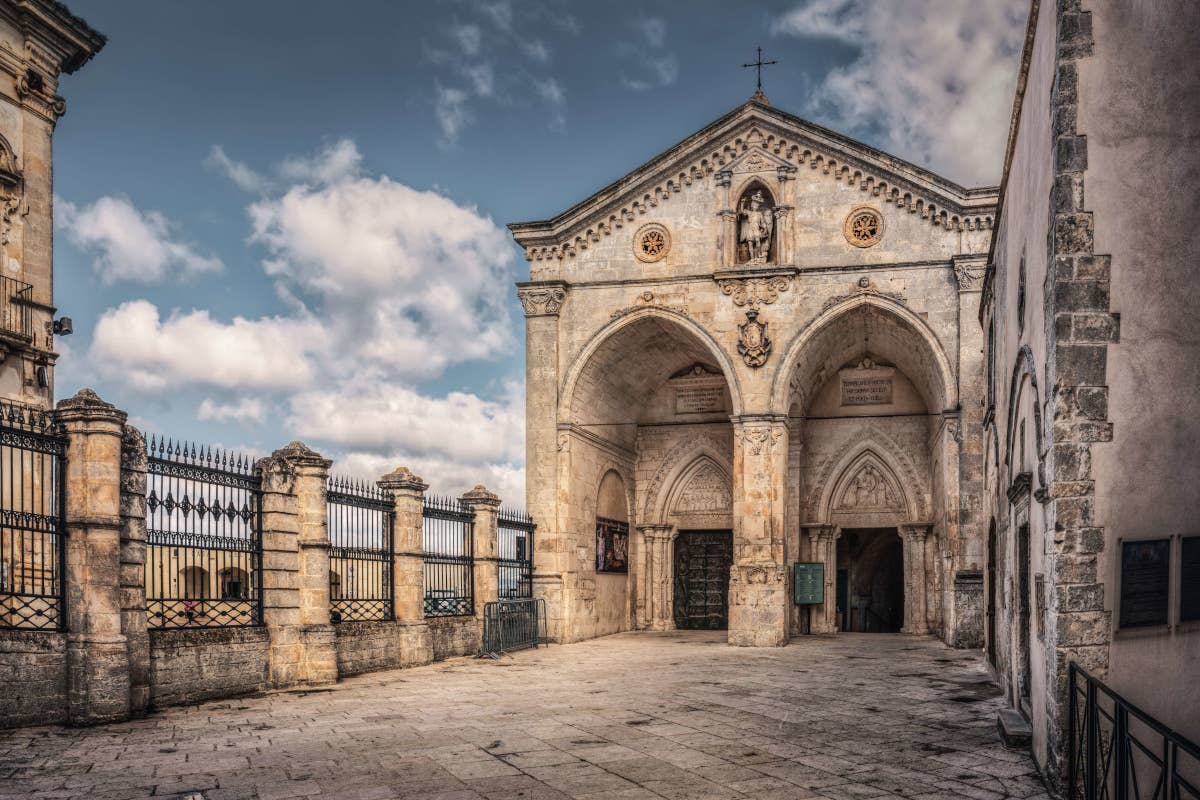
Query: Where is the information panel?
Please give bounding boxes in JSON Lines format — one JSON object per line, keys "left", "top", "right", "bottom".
{"left": 1119, "top": 538, "right": 1169, "bottom": 628}
{"left": 793, "top": 562, "right": 824, "bottom": 605}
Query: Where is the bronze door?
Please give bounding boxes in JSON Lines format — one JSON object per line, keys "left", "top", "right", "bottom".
{"left": 673, "top": 531, "right": 732, "bottom": 630}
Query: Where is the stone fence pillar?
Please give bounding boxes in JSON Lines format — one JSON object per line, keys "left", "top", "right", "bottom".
{"left": 378, "top": 467, "right": 432, "bottom": 666}
{"left": 56, "top": 389, "right": 131, "bottom": 725}
{"left": 463, "top": 486, "right": 501, "bottom": 636}
{"left": 119, "top": 425, "right": 149, "bottom": 716}
{"left": 259, "top": 441, "right": 336, "bottom": 688}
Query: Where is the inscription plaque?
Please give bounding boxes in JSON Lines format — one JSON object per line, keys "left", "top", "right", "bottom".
{"left": 794, "top": 562, "right": 824, "bottom": 605}
{"left": 1119, "top": 538, "right": 1169, "bottom": 628}
{"left": 840, "top": 360, "right": 894, "bottom": 406}
{"left": 675, "top": 385, "right": 725, "bottom": 414}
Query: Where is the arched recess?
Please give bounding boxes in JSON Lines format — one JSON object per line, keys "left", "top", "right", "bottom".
{"left": 597, "top": 468, "right": 632, "bottom": 524}
{"left": 561, "top": 307, "right": 744, "bottom": 425}
{"left": 644, "top": 435, "right": 733, "bottom": 522}
{"left": 663, "top": 456, "right": 733, "bottom": 527}
{"left": 809, "top": 424, "right": 929, "bottom": 522}
{"left": 817, "top": 445, "right": 920, "bottom": 524}
{"left": 771, "top": 294, "right": 957, "bottom": 415}
{"left": 1005, "top": 345, "right": 1046, "bottom": 495}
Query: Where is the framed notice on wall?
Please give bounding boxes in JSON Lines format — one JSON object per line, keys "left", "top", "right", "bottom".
{"left": 1119, "top": 538, "right": 1170, "bottom": 628}
{"left": 596, "top": 517, "right": 629, "bottom": 574}
{"left": 794, "top": 562, "right": 824, "bottom": 605}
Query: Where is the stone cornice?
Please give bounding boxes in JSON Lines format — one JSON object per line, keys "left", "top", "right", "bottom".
{"left": 556, "top": 423, "right": 636, "bottom": 463}
{"left": 509, "top": 101, "right": 998, "bottom": 263}
{"left": 4, "top": 0, "right": 106, "bottom": 75}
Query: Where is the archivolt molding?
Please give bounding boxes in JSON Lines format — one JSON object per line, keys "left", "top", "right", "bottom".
{"left": 559, "top": 305, "right": 744, "bottom": 420}
{"left": 809, "top": 424, "right": 928, "bottom": 521}
{"left": 770, "top": 292, "right": 957, "bottom": 414}
{"left": 642, "top": 434, "right": 731, "bottom": 521}
{"left": 517, "top": 116, "right": 995, "bottom": 264}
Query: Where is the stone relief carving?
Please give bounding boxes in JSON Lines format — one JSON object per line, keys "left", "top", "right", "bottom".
{"left": 673, "top": 463, "right": 732, "bottom": 514}
{"left": 517, "top": 286, "right": 566, "bottom": 316}
{"left": 633, "top": 223, "right": 670, "bottom": 263}
{"left": 836, "top": 463, "right": 901, "bottom": 511}
{"left": 809, "top": 424, "right": 928, "bottom": 519}
{"left": 716, "top": 274, "right": 791, "bottom": 309}
{"left": 739, "top": 424, "right": 782, "bottom": 456}
{"left": 953, "top": 262, "right": 986, "bottom": 291}
{"left": 737, "top": 310, "right": 771, "bottom": 367}
{"left": 642, "top": 434, "right": 730, "bottom": 519}
{"left": 821, "top": 277, "right": 905, "bottom": 312}
{"left": 844, "top": 206, "right": 883, "bottom": 248}
{"left": 737, "top": 188, "right": 774, "bottom": 265}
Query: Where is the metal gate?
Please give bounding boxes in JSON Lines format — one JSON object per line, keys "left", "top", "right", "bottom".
{"left": 497, "top": 507, "right": 534, "bottom": 598}
{"left": 672, "top": 530, "right": 732, "bottom": 630}
{"left": 0, "top": 400, "right": 67, "bottom": 631}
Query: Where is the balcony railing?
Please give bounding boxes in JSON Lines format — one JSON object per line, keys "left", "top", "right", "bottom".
{"left": 0, "top": 275, "right": 32, "bottom": 340}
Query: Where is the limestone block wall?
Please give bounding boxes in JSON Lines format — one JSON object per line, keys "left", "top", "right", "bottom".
{"left": 0, "top": 630, "right": 67, "bottom": 727}
{"left": 428, "top": 616, "right": 479, "bottom": 661}
{"left": 148, "top": 628, "right": 270, "bottom": 708}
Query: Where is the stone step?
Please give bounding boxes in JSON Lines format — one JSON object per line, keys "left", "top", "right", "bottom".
{"left": 998, "top": 708, "right": 1033, "bottom": 748}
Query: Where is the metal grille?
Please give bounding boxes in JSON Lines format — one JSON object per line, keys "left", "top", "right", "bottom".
{"left": 145, "top": 437, "right": 262, "bottom": 628}
{"left": 0, "top": 276, "right": 32, "bottom": 340}
{"left": 423, "top": 495, "right": 473, "bottom": 617}
{"left": 327, "top": 475, "right": 394, "bottom": 623}
{"left": 0, "top": 400, "right": 66, "bottom": 630}
{"left": 497, "top": 507, "right": 534, "bottom": 599}
{"left": 1069, "top": 662, "right": 1200, "bottom": 799}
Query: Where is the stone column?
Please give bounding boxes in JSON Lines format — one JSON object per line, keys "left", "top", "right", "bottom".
{"left": 802, "top": 523, "right": 839, "bottom": 634}
{"left": 258, "top": 441, "right": 336, "bottom": 689}
{"left": 463, "top": 485, "right": 501, "bottom": 640}
{"left": 773, "top": 204, "right": 795, "bottom": 265}
{"left": 900, "top": 523, "right": 933, "bottom": 635}
{"left": 378, "top": 467, "right": 432, "bottom": 666}
{"left": 636, "top": 524, "right": 673, "bottom": 630}
{"left": 56, "top": 388, "right": 131, "bottom": 725}
{"left": 119, "top": 425, "right": 149, "bottom": 716}
{"left": 729, "top": 415, "right": 789, "bottom": 647}
{"left": 517, "top": 283, "right": 566, "bottom": 641}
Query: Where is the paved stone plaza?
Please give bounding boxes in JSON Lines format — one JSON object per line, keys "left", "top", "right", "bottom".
{"left": 0, "top": 632, "right": 1049, "bottom": 800}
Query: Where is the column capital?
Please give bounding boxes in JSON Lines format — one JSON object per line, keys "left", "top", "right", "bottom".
{"left": 516, "top": 281, "right": 568, "bottom": 317}
{"left": 801, "top": 522, "right": 837, "bottom": 543}
{"left": 378, "top": 466, "right": 428, "bottom": 495}
{"left": 899, "top": 522, "right": 933, "bottom": 540}
{"left": 637, "top": 523, "right": 672, "bottom": 542}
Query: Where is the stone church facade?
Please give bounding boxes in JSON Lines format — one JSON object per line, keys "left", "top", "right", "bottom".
{"left": 510, "top": 96, "right": 997, "bottom": 649}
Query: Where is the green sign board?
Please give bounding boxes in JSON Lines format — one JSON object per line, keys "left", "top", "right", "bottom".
{"left": 794, "top": 562, "right": 824, "bottom": 605}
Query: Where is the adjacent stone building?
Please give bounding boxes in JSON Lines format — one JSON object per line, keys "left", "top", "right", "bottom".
{"left": 0, "top": 0, "right": 103, "bottom": 408}
{"left": 510, "top": 93, "right": 997, "bottom": 650}
{"left": 981, "top": 0, "right": 1200, "bottom": 786}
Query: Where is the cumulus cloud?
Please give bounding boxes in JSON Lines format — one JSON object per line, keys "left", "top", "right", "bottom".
{"left": 619, "top": 17, "right": 678, "bottom": 91}
{"left": 205, "top": 146, "right": 266, "bottom": 193}
{"left": 57, "top": 196, "right": 223, "bottom": 283}
{"left": 774, "top": 0, "right": 1027, "bottom": 186}
{"left": 198, "top": 397, "right": 267, "bottom": 424}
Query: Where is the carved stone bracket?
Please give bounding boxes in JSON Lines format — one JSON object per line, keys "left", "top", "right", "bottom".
{"left": 517, "top": 285, "right": 567, "bottom": 317}
{"left": 953, "top": 263, "right": 986, "bottom": 291}
{"left": 715, "top": 272, "right": 793, "bottom": 310}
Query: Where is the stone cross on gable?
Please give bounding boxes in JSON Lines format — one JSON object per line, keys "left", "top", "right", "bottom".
{"left": 742, "top": 46, "right": 777, "bottom": 98}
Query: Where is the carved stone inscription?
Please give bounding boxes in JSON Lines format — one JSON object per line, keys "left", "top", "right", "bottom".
{"left": 675, "top": 386, "right": 725, "bottom": 414}
{"left": 840, "top": 360, "right": 894, "bottom": 406}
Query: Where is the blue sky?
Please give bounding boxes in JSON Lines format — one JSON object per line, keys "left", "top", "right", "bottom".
{"left": 52, "top": 0, "right": 1027, "bottom": 502}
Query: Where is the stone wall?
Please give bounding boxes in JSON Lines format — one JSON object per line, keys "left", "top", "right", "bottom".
{"left": 0, "top": 630, "right": 67, "bottom": 728}
{"left": 149, "top": 628, "right": 269, "bottom": 708}
{"left": 428, "top": 616, "right": 480, "bottom": 661}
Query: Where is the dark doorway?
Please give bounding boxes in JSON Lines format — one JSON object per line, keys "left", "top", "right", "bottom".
{"left": 836, "top": 528, "right": 904, "bottom": 632}
{"left": 986, "top": 521, "right": 998, "bottom": 667}
{"left": 673, "top": 531, "right": 732, "bottom": 630}
{"left": 1017, "top": 522, "right": 1032, "bottom": 715}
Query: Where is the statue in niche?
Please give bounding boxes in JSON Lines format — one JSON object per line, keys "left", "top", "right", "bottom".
{"left": 738, "top": 188, "right": 774, "bottom": 265}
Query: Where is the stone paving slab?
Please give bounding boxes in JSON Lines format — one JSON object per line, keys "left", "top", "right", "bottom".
{"left": 0, "top": 632, "right": 1050, "bottom": 799}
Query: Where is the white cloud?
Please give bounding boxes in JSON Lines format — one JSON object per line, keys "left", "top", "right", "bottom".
{"left": 278, "top": 138, "right": 362, "bottom": 185}
{"left": 477, "top": 0, "right": 512, "bottom": 32}
{"left": 521, "top": 39, "right": 550, "bottom": 63}
{"left": 57, "top": 196, "right": 223, "bottom": 283}
{"left": 205, "top": 146, "right": 266, "bottom": 193}
{"left": 619, "top": 17, "right": 678, "bottom": 91}
{"left": 774, "top": 0, "right": 1027, "bottom": 185}
{"left": 450, "top": 23, "right": 482, "bottom": 56}
{"left": 435, "top": 85, "right": 472, "bottom": 142}
{"left": 89, "top": 300, "right": 324, "bottom": 392}
{"left": 198, "top": 397, "right": 267, "bottom": 424}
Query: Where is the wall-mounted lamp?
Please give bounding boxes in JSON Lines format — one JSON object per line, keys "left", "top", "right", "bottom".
{"left": 52, "top": 317, "right": 72, "bottom": 336}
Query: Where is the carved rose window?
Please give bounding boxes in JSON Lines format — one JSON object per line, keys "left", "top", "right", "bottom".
{"left": 634, "top": 223, "right": 670, "bottom": 262}
{"left": 844, "top": 207, "right": 883, "bottom": 248}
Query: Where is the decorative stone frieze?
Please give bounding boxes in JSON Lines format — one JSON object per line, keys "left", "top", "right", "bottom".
{"left": 714, "top": 270, "right": 793, "bottom": 309}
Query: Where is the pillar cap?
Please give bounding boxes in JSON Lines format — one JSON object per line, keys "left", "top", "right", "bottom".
{"left": 461, "top": 484, "right": 501, "bottom": 508}
{"left": 55, "top": 388, "right": 127, "bottom": 424}
{"left": 270, "top": 440, "right": 332, "bottom": 469}
{"left": 378, "top": 466, "right": 428, "bottom": 492}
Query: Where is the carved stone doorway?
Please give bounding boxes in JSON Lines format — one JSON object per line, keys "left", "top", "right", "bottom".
{"left": 835, "top": 528, "right": 904, "bottom": 632}
{"left": 672, "top": 531, "right": 732, "bottom": 630}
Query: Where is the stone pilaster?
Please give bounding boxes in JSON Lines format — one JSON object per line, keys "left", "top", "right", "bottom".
{"left": 378, "top": 467, "right": 433, "bottom": 666}
{"left": 56, "top": 389, "right": 130, "bottom": 725}
{"left": 517, "top": 282, "right": 566, "bottom": 642}
{"left": 729, "top": 415, "right": 789, "bottom": 647}
{"left": 802, "top": 523, "right": 839, "bottom": 634}
{"left": 118, "top": 425, "right": 149, "bottom": 716}
{"left": 258, "top": 441, "right": 335, "bottom": 689}
{"left": 900, "top": 523, "right": 933, "bottom": 635}
{"left": 637, "top": 525, "right": 674, "bottom": 630}
{"left": 462, "top": 485, "right": 501, "bottom": 638}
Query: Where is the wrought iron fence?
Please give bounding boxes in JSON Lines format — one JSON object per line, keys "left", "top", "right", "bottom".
{"left": 0, "top": 399, "right": 66, "bottom": 630}
{"left": 0, "top": 276, "right": 32, "bottom": 340}
{"left": 327, "top": 475, "right": 393, "bottom": 623}
{"left": 145, "top": 437, "right": 262, "bottom": 628}
{"left": 1069, "top": 661, "right": 1200, "bottom": 799}
{"left": 497, "top": 507, "right": 534, "bottom": 599}
{"left": 423, "top": 494, "right": 473, "bottom": 617}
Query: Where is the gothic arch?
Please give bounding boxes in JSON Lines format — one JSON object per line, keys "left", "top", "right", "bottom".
{"left": 663, "top": 456, "right": 732, "bottom": 518}
{"left": 560, "top": 306, "right": 744, "bottom": 421}
{"left": 825, "top": 451, "right": 909, "bottom": 519}
{"left": 770, "top": 293, "right": 957, "bottom": 415}
{"left": 643, "top": 434, "right": 732, "bottom": 521}
{"left": 1005, "top": 345, "right": 1046, "bottom": 495}
{"left": 810, "top": 424, "right": 928, "bottom": 521}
